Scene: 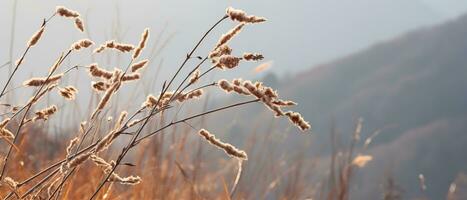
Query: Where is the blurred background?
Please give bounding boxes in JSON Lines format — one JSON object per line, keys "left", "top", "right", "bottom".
{"left": 2, "top": 0, "right": 467, "bottom": 199}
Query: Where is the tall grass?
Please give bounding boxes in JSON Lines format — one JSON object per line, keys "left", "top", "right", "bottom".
{"left": 0, "top": 5, "right": 313, "bottom": 199}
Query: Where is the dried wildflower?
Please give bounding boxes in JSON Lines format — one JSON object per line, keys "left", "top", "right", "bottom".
{"left": 34, "top": 105, "right": 58, "bottom": 121}
{"left": 177, "top": 89, "right": 203, "bottom": 102}
{"left": 216, "top": 55, "right": 241, "bottom": 69}
{"left": 89, "top": 63, "right": 113, "bottom": 79}
{"left": 92, "top": 81, "right": 108, "bottom": 92}
{"left": 58, "top": 86, "right": 78, "bottom": 100}
{"left": 122, "top": 73, "right": 140, "bottom": 82}
{"left": 243, "top": 53, "right": 264, "bottom": 61}
{"left": 352, "top": 154, "right": 373, "bottom": 168}
{"left": 28, "top": 27, "right": 45, "bottom": 47}
{"left": 197, "top": 129, "right": 247, "bottom": 160}
{"left": 130, "top": 59, "right": 149, "bottom": 72}
{"left": 209, "top": 45, "right": 232, "bottom": 59}
{"left": 226, "top": 7, "right": 267, "bottom": 24}
{"left": 23, "top": 74, "right": 63, "bottom": 87}
{"left": 74, "top": 17, "right": 84, "bottom": 32}
{"left": 56, "top": 6, "right": 80, "bottom": 18}
{"left": 213, "top": 23, "right": 245, "bottom": 50}
{"left": 189, "top": 69, "right": 200, "bottom": 84}
{"left": 71, "top": 39, "right": 94, "bottom": 50}
{"left": 133, "top": 28, "right": 149, "bottom": 59}
{"left": 284, "top": 111, "right": 310, "bottom": 131}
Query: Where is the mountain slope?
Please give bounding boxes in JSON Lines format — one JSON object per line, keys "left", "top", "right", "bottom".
{"left": 276, "top": 12, "right": 467, "bottom": 199}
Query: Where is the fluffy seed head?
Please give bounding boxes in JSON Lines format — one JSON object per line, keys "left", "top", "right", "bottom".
{"left": 213, "top": 23, "right": 245, "bottom": 51}
{"left": 71, "top": 39, "right": 94, "bottom": 50}
{"left": 34, "top": 105, "right": 58, "bottom": 121}
{"left": 28, "top": 27, "right": 45, "bottom": 47}
{"left": 89, "top": 63, "right": 113, "bottom": 79}
{"left": 58, "top": 86, "right": 78, "bottom": 100}
{"left": 226, "top": 7, "right": 267, "bottom": 23}
{"left": 216, "top": 55, "right": 241, "bottom": 69}
{"left": 285, "top": 111, "right": 311, "bottom": 131}
{"left": 189, "top": 69, "right": 200, "bottom": 84}
{"left": 197, "top": 129, "right": 248, "bottom": 160}
{"left": 243, "top": 53, "right": 264, "bottom": 61}
{"left": 131, "top": 59, "right": 149, "bottom": 72}
{"left": 209, "top": 45, "right": 232, "bottom": 59}
{"left": 23, "top": 74, "right": 63, "bottom": 87}
{"left": 74, "top": 17, "right": 84, "bottom": 32}
{"left": 122, "top": 73, "right": 141, "bottom": 82}
{"left": 133, "top": 28, "right": 149, "bottom": 59}
{"left": 56, "top": 6, "right": 80, "bottom": 18}
{"left": 92, "top": 81, "right": 108, "bottom": 92}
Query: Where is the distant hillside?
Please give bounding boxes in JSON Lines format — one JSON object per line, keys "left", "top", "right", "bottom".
{"left": 276, "top": 12, "right": 467, "bottom": 199}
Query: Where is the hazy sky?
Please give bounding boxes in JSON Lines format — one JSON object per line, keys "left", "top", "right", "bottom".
{"left": 1, "top": 0, "right": 467, "bottom": 82}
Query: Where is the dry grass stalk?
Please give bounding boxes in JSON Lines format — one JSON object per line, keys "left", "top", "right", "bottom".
{"left": 23, "top": 74, "right": 63, "bottom": 87}
{"left": 27, "top": 27, "right": 45, "bottom": 47}
{"left": 226, "top": 7, "right": 267, "bottom": 24}
{"left": 133, "top": 28, "right": 149, "bottom": 59}
{"left": 130, "top": 59, "right": 149, "bottom": 72}
{"left": 197, "top": 129, "right": 247, "bottom": 160}
{"left": 218, "top": 79, "right": 310, "bottom": 131}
